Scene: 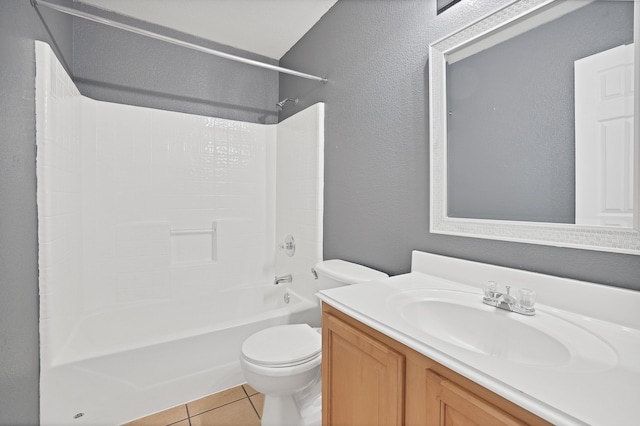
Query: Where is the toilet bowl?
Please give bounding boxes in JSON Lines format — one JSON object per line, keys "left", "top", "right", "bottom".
{"left": 240, "top": 260, "right": 388, "bottom": 426}
{"left": 241, "top": 324, "right": 322, "bottom": 426}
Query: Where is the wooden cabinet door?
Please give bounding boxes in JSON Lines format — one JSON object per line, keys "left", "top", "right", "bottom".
{"left": 425, "top": 370, "right": 527, "bottom": 426}
{"left": 322, "top": 313, "right": 405, "bottom": 426}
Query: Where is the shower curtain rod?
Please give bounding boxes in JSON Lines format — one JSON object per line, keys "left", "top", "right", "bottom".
{"left": 32, "top": 0, "right": 328, "bottom": 83}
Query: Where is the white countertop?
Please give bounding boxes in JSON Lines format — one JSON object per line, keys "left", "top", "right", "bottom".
{"left": 317, "top": 251, "right": 640, "bottom": 426}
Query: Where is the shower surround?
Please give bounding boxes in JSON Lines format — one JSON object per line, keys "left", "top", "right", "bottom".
{"left": 36, "top": 42, "right": 324, "bottom": 425}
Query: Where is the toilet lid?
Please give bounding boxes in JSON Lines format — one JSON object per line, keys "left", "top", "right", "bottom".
{"left": 242, "top": 324, "right": 321, "bottom": 367}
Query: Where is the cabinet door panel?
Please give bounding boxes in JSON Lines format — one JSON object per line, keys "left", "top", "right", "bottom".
{"left": 426, "top": 370, "right": 526, "bottom": 426}
{"left": 323, "top": 314, "right": 405, "bottom": 426}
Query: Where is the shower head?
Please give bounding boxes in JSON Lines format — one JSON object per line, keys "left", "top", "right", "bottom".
{"left": 276, "top": 97, "right": 299, "bottom": 110}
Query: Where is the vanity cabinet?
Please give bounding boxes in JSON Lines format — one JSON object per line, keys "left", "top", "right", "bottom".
{"left": 424, "top": 369, "right": 527, "bottom": 426}
{"left": 322, "top": 310, "right": 405, "bottom": 425}
{"left": 322, "top": 303, "right": 551, "bottom": 426}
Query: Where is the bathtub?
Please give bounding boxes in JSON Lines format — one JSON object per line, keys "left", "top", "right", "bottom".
{"left": 40, "top": 284, "right": 318, "bottom": 426}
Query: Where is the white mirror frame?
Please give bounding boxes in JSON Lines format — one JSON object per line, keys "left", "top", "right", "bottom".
{"left": 429, "top": 0, "right": 640, "bottom": 255}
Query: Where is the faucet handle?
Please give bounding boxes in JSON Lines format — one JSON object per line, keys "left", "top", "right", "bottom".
{"left": 482, "top": 281, "right": 499, "bottom": 301}
{"left": 279, "top": 235, "right": 295, "bottom": 257}
{"left": 515, "top": 288, "right": 536, "bottom": 312}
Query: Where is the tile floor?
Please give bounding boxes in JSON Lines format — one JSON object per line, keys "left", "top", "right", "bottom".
{"left": 123, "top": 384, "right": 264, "bottom": 426}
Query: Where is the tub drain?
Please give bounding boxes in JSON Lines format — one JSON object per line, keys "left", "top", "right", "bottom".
{"left": 283, "top": 292, "right": 291, "bottom": 304}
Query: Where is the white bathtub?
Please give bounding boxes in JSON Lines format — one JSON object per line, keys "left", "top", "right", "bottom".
{"left": 40, "top": 285, "right": 318, "bottom": 426}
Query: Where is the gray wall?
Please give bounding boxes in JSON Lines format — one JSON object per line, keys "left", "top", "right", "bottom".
{"left": 72, "top": 2, "right": 280, "bottom": 124}
{"left": 0, "top": 1, "right": 72, "bottom": 424}
{"left": 447, "top": 1, "right": 633, "bottom": 223}
{"left": 279, "top": 0, "right": 640, "bottom": 291}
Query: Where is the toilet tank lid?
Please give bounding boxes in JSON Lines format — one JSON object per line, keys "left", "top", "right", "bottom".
{"left": 314, "top": 259, "right": 388, "bottom": 285}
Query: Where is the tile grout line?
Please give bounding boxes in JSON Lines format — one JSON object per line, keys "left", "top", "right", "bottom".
{"left": 247, "top": 398, "right": 261, "bottom": 420}
{"left": 241, "top": 384, "right": 259, "bottom": 400}
{"left": 187, "top": 396, "right": 250, "bottom": 419}
{"left": 138, "top": 386, "right": 261, "bottom": 425}
{"left": 243, "top": 387, "right": 262, "bottom": 420}
{"left": 185, "top": 403, "right": 192, "bottom": 426}
{"left": 241, "top": 385, "right": 250, "bottom": 398}
{"left": 165, "top": 404, "right": 190, "bottom": 426}
{"left": 241, "top": 385, "right": 261, "bottom": 420}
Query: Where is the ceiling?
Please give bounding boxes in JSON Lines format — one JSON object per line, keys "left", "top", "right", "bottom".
{"left": 76, "top": 0, "right": 338, "bottom": 60}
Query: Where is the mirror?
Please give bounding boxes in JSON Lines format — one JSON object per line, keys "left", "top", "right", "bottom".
{"left": 429, "top": 0, "right": 640, "bottom": 255}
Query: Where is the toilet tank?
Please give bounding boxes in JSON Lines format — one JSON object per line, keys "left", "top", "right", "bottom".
{"left": 314, "top": 259, "right": 389, "bottom": 291}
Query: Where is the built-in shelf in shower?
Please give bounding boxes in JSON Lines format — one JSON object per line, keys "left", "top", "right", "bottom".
{"left": 170, "top": 221, "right": 218, "bottom": 266}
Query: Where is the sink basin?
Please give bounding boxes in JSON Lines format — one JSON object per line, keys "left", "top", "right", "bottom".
{"left": 388, "top": 289, "right": 617, "bottom": 370}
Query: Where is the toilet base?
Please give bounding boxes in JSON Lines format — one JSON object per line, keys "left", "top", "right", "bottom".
{"left": 260, "top": 372, "right": 322, "bottom": 426}
{"left": 294, "top": 374, "right": 322, "bottom": 426}
{"left": 261, "top": 394, "right": 301, "bottom": 426}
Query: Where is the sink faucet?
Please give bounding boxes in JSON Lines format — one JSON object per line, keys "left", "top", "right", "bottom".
{"left": 482, "top": 282, "right": 536, "bottom": 316}
{"left": 497, "top": 285, "right": 517, "bottom": 308}
{"left": 274, "top": 274, "right": 292, "bottom": 285}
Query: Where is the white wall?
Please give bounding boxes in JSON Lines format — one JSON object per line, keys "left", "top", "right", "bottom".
{"left": 276, "top": 104, "right": 325, "bottom": 304}
{"left": 36, "top": 42, "right": 84, "bottom": 365}
{"left": 79, "top": 99, "right": 276, "bottom": 313}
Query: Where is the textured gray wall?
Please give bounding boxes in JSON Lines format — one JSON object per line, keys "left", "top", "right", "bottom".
{"left": 279, "top": 0, "right": 640, "bottom": 291}
{"left": 0, "top": 1, "right": 72, "bottom": 424}
{"left": 72, "top": 2, "right": 280, "bottom": 124}
{"left": 447, "top": 1, "right": 633, "bottom": 223}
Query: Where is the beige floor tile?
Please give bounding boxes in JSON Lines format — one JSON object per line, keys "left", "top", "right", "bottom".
{"left": 190, "top": 399, "right": 260, "bottom": 426}
{"left": 122, "top": 405, "right": 188, "bottom": 426}
{"left": 242, "top": 384, "right": 259, "bottom": 396}
{"left": 187, "top": 386, "right": 247, "bottom": 416}
{"left": 169, "top": 420, "right": 190, "bottom": 426}
{"left": 249, "top": 393, "right": 264, "bottom": 418}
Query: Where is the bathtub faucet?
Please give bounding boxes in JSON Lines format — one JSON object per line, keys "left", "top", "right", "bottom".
{"left": 274, "top": 274, "right": 293, "bottom": 285}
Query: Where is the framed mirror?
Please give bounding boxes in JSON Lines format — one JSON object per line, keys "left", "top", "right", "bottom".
{"left": 429, "top": 0, "right": 640, "bottom": 255}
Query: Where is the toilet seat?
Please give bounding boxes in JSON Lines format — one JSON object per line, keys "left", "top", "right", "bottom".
{"left": 241, "top": 324, "right": 321, "bottom": 368}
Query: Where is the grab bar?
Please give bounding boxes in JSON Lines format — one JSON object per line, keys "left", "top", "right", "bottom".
{"left": 170, "top": 228, "right": 216, "bottom": 236}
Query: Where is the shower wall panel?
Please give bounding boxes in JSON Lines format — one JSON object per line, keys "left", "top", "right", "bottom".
{"left": 36, "top": 42, "right": 84, "bottom": 364}
{"left": 275, "top": 104, "right": 325, "bottom": 304}
{"left": 79, "top": 100, "right": 276, "bottom": 314}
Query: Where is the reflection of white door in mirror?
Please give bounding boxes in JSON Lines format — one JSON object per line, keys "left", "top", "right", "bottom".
{"left": 575, "top": 44, "right": 634, "bottom": 228}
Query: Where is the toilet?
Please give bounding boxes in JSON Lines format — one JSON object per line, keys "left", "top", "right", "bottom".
{"left": 240, "top": 259, "right": 389, "bottom": 426}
